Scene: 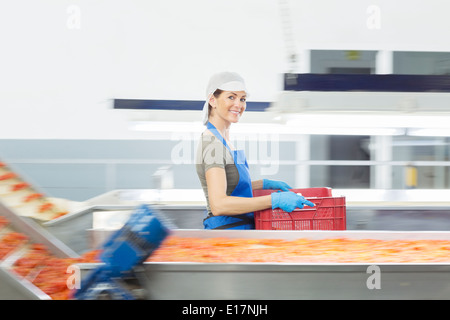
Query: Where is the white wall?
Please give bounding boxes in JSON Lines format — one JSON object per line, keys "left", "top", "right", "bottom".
{"left": 1, "top": 0, "right": 449, "bottom": 140}
{"left": 290, "top": 0, "right": 450, "bottom": 52}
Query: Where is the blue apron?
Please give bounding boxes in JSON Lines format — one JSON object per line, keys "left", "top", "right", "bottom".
{"left": 203, "top": 122, "right": 255, "bottom": 230}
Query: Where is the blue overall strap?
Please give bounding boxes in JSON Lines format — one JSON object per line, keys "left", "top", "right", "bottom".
{"left": 206, "top": 122, "right": 233, "bottom": 155}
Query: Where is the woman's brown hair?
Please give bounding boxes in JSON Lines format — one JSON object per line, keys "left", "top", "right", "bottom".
{"left": 208, "top": 89, "right": 224, "bottom": 118}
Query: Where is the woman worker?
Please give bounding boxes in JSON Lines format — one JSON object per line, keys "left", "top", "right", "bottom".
{"left": 196, "top": 72, "right": 314, "bottom": 230}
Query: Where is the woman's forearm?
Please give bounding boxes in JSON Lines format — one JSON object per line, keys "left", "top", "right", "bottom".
{"left": 206, "top": 168, "right": 270, "bottom": 216}
{"left": 251, "top": 179, "right": 264, "bottom": 190}
{"left": 209, "top": 194, "right": 272, "bottom": 216}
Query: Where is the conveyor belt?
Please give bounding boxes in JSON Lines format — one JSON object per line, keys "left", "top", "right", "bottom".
{"left": 41, "top": 203, "right": 450, "bottom": 255}
{"left": 81, "top": 229, "right": 450, "bottom": 300}
{"left": 0, "top": 161, "right": 73, "bottom": 221}
{"left": 0, "top": 202, "right": 78, "bottom": 299}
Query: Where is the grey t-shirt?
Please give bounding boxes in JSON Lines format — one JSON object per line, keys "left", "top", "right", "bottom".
{"left": 196, "top": 133, "right": 239, "bottom": 216}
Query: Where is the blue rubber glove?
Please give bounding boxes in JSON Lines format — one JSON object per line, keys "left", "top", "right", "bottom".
{"left": 271, "top": 191, "right": 315, "bottom": 212}
{"left": 263, "top": 179, "right": 292, "bottom": 192}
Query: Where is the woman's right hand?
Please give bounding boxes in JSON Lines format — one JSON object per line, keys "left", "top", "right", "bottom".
{"left": 271, "top": 191, "right": 315, "bottom": 212}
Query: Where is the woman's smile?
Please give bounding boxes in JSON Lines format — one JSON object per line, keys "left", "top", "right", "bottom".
{"left": 229, "top": 109, "right": 242, "bottom": 116}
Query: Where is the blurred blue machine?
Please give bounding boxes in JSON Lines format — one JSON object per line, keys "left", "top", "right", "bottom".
{"left": 74, "top": 204, "right": 171, "bottom": 300}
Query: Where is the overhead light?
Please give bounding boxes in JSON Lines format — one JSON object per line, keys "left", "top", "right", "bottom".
{"left": 130, "top": 120, "right": 403, "bottom": 136}
{"left": 129, "top": 113, "right": 450, "bottom": 137}
{"left": 129, "top": 121, "right": 203, "bottom": 133}
{"left": 285, "top": 114, "right": 450, "bottom": 129}
{"left": 408, "top": 128, "right": 450, "bottom": 137}
{"left": 286, "top": 127, "right": 404, "bottom": 136}
{"left": 284, "top": 114, "right": 406, "bottom": 135}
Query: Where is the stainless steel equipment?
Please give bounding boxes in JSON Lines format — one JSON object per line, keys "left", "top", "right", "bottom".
{"left": 43, "top": 205, "right": 135, "bottom": 254}
{"left": 42, "top": 204, "right": 204, "bottom": 254}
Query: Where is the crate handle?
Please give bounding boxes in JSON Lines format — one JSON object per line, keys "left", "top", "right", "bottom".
{"left": 292, "top": 197, "right": 323, "bottom": 212}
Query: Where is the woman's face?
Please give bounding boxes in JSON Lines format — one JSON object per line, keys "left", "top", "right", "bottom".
{"left": 210, "top": 90, "right": 247, "bottom": 124}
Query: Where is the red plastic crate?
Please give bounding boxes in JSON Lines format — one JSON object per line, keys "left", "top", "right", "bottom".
{"left": 252, "top": 188, "right": 346, "bottom": 230}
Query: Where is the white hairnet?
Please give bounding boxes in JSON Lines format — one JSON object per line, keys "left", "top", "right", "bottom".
{"left": 201, "top": 72, "right": 248, "bottom": 125}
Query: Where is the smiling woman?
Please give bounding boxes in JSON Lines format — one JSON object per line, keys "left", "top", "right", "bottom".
{"left": 195, "top": 72, "right": 314, "bottom": 230}
{"left": 208, "top": 89, "right": 247, "bottom": 124}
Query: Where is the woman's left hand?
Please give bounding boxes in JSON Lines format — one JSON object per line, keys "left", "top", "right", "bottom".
{"left": 262, "top": 179, "right": 292, "bottom": 191}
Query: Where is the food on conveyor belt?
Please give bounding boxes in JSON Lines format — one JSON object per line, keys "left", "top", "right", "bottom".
{"left": 12, "top": 244, "right": 100, "bottom": 300}
{"left": 0, "top": 232, "right": 28, "bottom": 259}
{"left": 0, "top": 217, "right": 28, "bottom": 260}
{"left": 0, "top": 161, "right": 70, "bottom": 221}
{"left": 23, "top": 193, "right": 43, "bottom": 202}
{"left": 0, "top": 172, "right": 18, "bottom": 181}
{"left": 0, "top": 216, "right": 9, "bottom": 229}
{"left": 0, "top": 216, "right": 100, "bottom": 299}
{"left": 147, "top": 236, "right": 450, "bottom": 263}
